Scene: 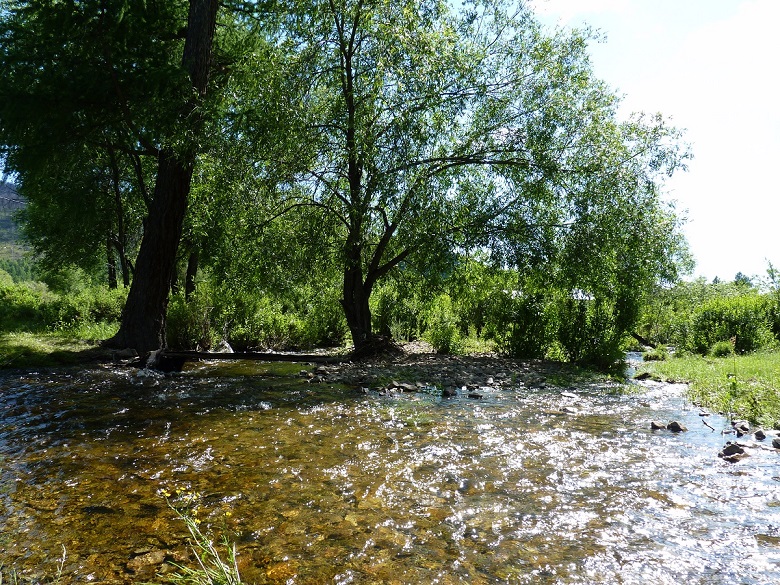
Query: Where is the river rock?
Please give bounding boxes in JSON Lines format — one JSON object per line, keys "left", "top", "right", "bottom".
{"left": 126, "top": 549, "right": 168, "bottom": 574}
{"left": 733, "top": 420, "right": 750, "bottom": 436}
{"left": 666, "top": 421, "right": 687, "bottom": 432}
{"left": 442, "top": 387, "right": 457, "bottom": 398}
{"left": 754, "top": 429, "right": 766, "bottom": 441}
{"left": 772, "top": 437, "right": 780, "bottom": 450}
{"left": 650, "top": 420, "right": 666, "bottom": 430}
{"left": 718, "top": 441, "right": 748, "bottom": 463}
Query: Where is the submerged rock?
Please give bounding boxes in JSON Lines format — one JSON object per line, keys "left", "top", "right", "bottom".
{"left": 126, "top": 549, "right": 168, "bottom": 575}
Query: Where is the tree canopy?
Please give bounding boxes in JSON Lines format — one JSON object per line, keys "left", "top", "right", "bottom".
{"left": 0, "top": 0, "right": 692, "bottom": 362}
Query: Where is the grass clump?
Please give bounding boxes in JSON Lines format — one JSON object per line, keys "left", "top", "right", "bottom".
{"left": 642, "top": 344, "right": 669, "bottom": 361}
{"left": 638, "top": 350, "right": 780, "bottom": 426}
{"left": 710, "top": 339, "right": 735, "bottom": 357}
{"left": 160, "top": 492, "right": 242, "bottom": 585}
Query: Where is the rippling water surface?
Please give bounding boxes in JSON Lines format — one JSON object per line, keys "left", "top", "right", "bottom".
{"left": 1, "top": 361, "right": 779, "bottom": 584}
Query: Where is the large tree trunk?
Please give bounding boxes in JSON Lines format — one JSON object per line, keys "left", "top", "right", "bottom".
{"left": 108, "top": 153, "right": 192, "bottom": 351}
{"left": 341, "top": 263, "right": 373, "bottom": 352}
{"left": 105, "top": 0, "right": 218, "bottom": 353}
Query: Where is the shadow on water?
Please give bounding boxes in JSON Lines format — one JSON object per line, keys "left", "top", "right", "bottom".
{"left": 1, "top": 360, "right": 779, "bottom": 584}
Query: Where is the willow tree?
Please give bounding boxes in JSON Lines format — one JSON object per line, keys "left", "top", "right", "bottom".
{"left": 273, "top": 0, "right": 688, "bottom": 354}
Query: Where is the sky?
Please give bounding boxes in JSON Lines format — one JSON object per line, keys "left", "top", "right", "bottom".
{"left": 529, "top": 0, "right": 780, "bottom": 283}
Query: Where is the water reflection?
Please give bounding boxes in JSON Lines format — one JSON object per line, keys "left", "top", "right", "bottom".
{"left": 0, "top": 362, "right": 779, "bottom": 583}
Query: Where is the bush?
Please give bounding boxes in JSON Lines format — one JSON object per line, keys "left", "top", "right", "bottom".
{"left": 371, "top": 281, "right": 424, "bottom": 341}
{"left": 556, "top": 297, "right": 626, "bottom": 370}
{"left": 0, "top": 282, "right": 49, "bottom": 331}
{"left": 643, "top": 344, "right": 669, "bottom": 361}
{"left": 167, "top": 291, "right": 216, "bottom": 350}
{"left": 183, "top": 282, "right": 347, "bottom": 351}
{"left": 422, "top": 294, "right": 461, "bottom": 354}
{"left": 682, "top": 294, "right": 772, "bottom": 355}
{"left": 0, "top": 268, "right": 14, "bottom": 288}
{"left": 0, "top": 281, "right": 125, "bottom": 335}
{"left": 487, "top": 291, "right": 554, "bottom": 359}
{"left": 709, "top": 340, "right": 735, "bottom": 357}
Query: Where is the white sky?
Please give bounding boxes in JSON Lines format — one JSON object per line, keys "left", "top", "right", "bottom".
{"left": 530, "top": 0, "right": 780, "bottom": 283}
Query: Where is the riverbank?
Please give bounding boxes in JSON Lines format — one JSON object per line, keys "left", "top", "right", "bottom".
{"left": 308, "top": 341, "right": 607, "bottom": 395}
{"left": 637, "top": 350, "right": 780, "bottom": 427}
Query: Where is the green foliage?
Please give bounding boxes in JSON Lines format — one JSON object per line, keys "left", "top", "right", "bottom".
{"left": 487, "top": 291, "right": 555, "bottom": 359}
{"left": 0, "top": 280, "right": 125, "bottom": 335}
{"left": 639, "top": 277, "right": 765, "bottom": 347}
{"left": 0, "top": 268, "right": 13, "bottom": 288}
{"left": 639, "top": 351, "right": 780, "bottom": 427}
{"left": 167, "top": 291, "right": 217, "bottom": 351}
{"left": 0, "top": 258, "right": 37, "bottom": 282}
{"left": 710, "top": 339, "right": 735, "bottom": 358}
{"left": 681, "top": 294, "right": 772, "bottom": 355}
{"left": 0, "top": 282, "right": 50, "bottom": 331}
{"left": 556, "top": 297, "right": 626, "bottom": 370}
{"left": 422, "top": 294, "right": 461, "bottom": 355}
{"left": 371, "top": 279, "right": 425, "bottom": 341}
{"left": 643, "top": 345, "right": 669, "bottom": 361}
{"left": 167, "top": 281, "right": 348, "bottom": 351}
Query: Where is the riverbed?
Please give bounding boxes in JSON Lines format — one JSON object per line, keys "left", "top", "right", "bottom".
{"left": 1, "top": 360, "right": 779, "bottom": 583}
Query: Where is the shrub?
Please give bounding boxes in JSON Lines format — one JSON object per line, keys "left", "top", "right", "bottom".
{"left": 0, "top": 268, "right": 14, "bottom": 288}
{"left": 422, "top": 294, "right": 461, "bottom": 354}
{"left": 682, "top": 294, "right": 772, "bottom": 355}
{"left": 487, "top": 291, "right": 554, "bottom": 359}
{"left": 709, "top": 339, "right": 735, "bottom": 357}
{"left": 643, "top": 344, "right": 669, "bottom": 361}
{"left": 0, "top": 282, "right": 50, "bottom": 331}
{"left": 371, "top": 281, "right": 424, "bottom": 341}
{"left": 167, "top": 291, "right": 216, "bottom": 350}
{"left": 556, "top": 297, "right": 626, "bottom": 371}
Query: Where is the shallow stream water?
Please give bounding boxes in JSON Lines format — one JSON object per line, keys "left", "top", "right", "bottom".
{"left": 1, "top": 360, "right": 779, "bottom": 584}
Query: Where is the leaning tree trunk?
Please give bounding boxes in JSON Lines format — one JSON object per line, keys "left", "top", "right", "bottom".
{"left": 108, "top": 153, "right": 192, "bottom": 352}
{"left": 106, "top": 0, "right": 218, "bottom": 353}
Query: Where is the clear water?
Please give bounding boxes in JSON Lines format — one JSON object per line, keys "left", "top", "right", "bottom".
{"left": 1, "top": 361, "right": 779, "bottom": 583}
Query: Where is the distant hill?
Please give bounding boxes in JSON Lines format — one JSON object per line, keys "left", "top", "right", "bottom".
{"left": 0, "top": 182, "right": 28, "bottom": 262}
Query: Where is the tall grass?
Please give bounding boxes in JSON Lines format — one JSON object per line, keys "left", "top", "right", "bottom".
{"left": 638, "top": 350, "right": 780, "bottom": 427}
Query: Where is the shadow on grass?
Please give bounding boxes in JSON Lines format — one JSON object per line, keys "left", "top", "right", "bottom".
{"left": 0, "top": 332, "right": 114, "bottom": 369}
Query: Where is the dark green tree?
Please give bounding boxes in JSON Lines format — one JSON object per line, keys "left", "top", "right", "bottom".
{"left": 0, "top": 0, "right": 224, "bottom": 352}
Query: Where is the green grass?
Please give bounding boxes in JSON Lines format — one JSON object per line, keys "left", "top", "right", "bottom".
{"left": 0, "top": 332, "right": 111, "bottom": 368}
{"left": 637, "top": 350, "right": 780, "bottom": 427}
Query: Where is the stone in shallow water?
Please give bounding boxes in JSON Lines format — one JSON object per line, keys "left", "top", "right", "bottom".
{"left": 666, "top": 421, "right": 687, "bottom": 433}
{"left": 754, "top": 429, "right": 766, "bottom": 441}
{"left": 719, "top": 441, "right": 749, "bottom": 463}
{"left": 772, "top": 437, "right": 780, "bottom": 450}
{"left": 650, "top": 420, "right": 666, "bottom": 430}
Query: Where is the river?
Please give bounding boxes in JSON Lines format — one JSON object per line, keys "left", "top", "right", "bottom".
{"left": 1, "top": 360, "right": 779, "bottom": 583}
